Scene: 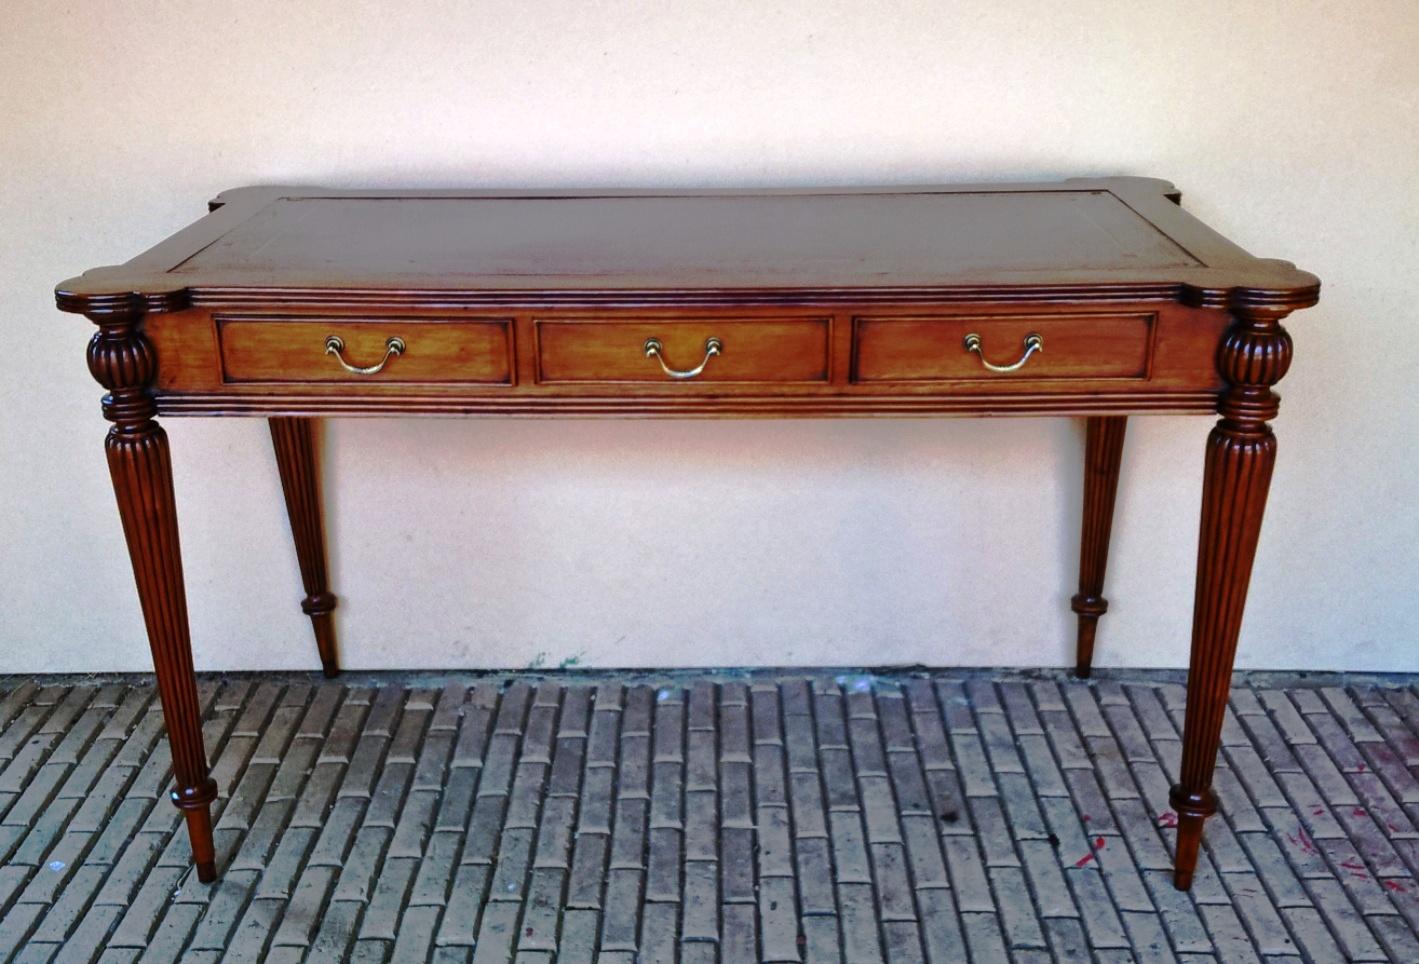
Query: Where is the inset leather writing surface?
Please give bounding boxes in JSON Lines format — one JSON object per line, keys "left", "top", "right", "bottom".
{"left": 55, "top": 180, "right": 1321, "bottom": 311}
{"left": 57, "top": 179, "right": 1317, "bottom": 420}
{"left": 171, "top": 191, "right": 1198, "bottom": 289}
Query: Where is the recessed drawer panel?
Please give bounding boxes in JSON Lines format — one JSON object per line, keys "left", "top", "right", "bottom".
{"left": 536, "top": 318, "right": 830, "bottom": 383}
{"left": 217, "top": 317, "right": 513, "bottom": 384}
{"left": 853, "top": 313, "right": 1154, "bottom": 382}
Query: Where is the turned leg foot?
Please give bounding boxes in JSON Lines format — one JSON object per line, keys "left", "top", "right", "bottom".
{"left": 1072, "top": 416, "right": 1126, "bottom": 678}
{"left": 270, "top": 417, "right": 340, "bottom": 676}
{"left": 173, "top": 784, "right": 218, "bottom": 881}
{"left": 1169, "top": 786, "right": 1214, "bottom": 890}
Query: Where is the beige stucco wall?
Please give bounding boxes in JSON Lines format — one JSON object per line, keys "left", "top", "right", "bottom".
{"left": 2, "top": 1, "right": 1415, "bottom": 673}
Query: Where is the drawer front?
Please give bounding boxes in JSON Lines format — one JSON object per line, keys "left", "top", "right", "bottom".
{"left": 218, "top": 317, "right": 513, "bottom": 384}
{"left": 853, "top": 313, "right": 1154, "bottom": 382}
{"left": 536, "top": 318, "right": 830, "bottom": 383}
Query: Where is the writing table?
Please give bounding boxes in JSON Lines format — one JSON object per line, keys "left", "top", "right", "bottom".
{"left": 57, "top": 178, "right": 1319, "bottom": 889}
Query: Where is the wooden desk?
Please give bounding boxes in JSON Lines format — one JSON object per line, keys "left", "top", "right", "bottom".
{"left": 57, "top": 179, "right": 1319, "bottom": 889}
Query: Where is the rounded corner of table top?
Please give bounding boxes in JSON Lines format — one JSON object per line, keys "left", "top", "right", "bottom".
{"left": 1182, "top": 261, "right": 1321, "bottom": 314}
{"left": 55, "top": 273, "right": 192, "bottom": 317}
{"left": 206, "top": 184, "right": 311, "bottom": 210}
{"left": 1085, "top": 175, "right": 1181, "bottom": 196}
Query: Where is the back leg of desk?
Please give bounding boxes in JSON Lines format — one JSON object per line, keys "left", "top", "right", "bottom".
{"left": 1072, "top": 416, "right": 1127, "bottom": 678}
{"left": 270, "top": 417, "right": 341, "bottom": 677}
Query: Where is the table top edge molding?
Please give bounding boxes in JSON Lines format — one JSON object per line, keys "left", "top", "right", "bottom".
{"left": 54, "top": 177, "right": 1320, "bottom": 318}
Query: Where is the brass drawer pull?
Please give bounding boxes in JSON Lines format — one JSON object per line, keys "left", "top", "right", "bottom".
{"left": 963, "top": 332, "right": 1043, "bottom": 373}
{"left": 643, "top": 336, "right": 722, "bottom": 379}
{"left": 324, "top": 335, "right": 405, "bottom": 375}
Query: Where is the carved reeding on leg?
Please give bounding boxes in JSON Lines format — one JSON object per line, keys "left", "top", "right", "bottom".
{"left": 269, "top": 417, "right": 341, "bottom": 677}
{"left": 1072, "top": 416, "right": 1127, "bottom": 678}
{"left": 87, "top": 297, "right": 218, "bottom": 881}
{"left": 1170, "top": 306, "right": 1293, "bottom": 890}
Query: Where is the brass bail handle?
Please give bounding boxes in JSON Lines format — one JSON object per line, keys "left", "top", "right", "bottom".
{"left": 963, "top": 332, "right": 1043, "bottom": 373}
{"left": 325, "top": 334, "right": 405, "bottom": 375}
{"left": 644, "top": 336, "right": 723, "bottom": 379}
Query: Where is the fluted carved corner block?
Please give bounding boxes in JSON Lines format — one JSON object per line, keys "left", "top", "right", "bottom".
{"left": 1170, "top": 305, "right": 1294, "bottom": 890}
{"left": 1214, "top": 313, "right": 1294, "bottom": 427}
{"left": 84, "top": 297, "right": 218, "bottom": 882}
{"left": 87, "top": 311, "right": 158, "bottom": 428}
{"left": 270, "top": 417, "right": 341, "bottom": 676}
{"left": 1072, "top": 416, "right": 1127, "bottom": 678}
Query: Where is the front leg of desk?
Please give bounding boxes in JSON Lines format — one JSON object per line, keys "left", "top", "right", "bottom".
{"left": 86, "top": 295, "right": 218, "bottom": 882}
{"left": 1171, "top": 304, "right": 1293, "bottom": 890}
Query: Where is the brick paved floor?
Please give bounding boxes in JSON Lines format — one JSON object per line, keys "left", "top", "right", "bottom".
{"left": 0, "top": 670, "right": 1417, "bottom": 962}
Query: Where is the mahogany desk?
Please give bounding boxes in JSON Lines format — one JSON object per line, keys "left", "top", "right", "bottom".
{"left": 57, "top": 178, "right": 1319, "bottom": 889}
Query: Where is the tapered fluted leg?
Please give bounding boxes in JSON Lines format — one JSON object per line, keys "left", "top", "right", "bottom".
{"left": 87, "top": 296, "right": 217, "bottom": 882}
{"left": 269, "top": 417, "right": 340, "bottom": 677}
{"left": 1170, "top": 305, "right": 1293, "bottom": 890}
{"left": 1072, "top": 416, "right": 1127, "bottom": 678}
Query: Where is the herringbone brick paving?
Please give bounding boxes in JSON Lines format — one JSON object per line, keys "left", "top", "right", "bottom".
{"left": 0, "top": 670, "right": 1417, "bottom": 962}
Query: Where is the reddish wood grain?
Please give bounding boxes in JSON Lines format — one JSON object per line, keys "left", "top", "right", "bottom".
{"left": 86, "top": 296, "right": 218, "bottom": 882}
{"left": 854, "top": 314, "right": 1151, "bottom": 382}
{"left": 1170, "top": 305, "right": 1294, "bottom": 890}
{"left": 269, "top": 417, "right": 340, "bottom": 677}
{"left": 535, "top": 317, "right": 830, "bottom": 384}
{"left": 137, "top": 302, "right": 1231, "bottom": 417}
{"left": 1072, "top": 416, "right": 1127, "bottom": 678}
{"left": 221, "top": 317, "right": 512, "bottom": 384}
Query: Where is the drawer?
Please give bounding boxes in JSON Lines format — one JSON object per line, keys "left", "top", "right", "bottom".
{"left": 852, "top": 313, "right": 1154, "bottom": 382}
{"left": 217, "top": 317, "right": 513, "bottom": 384}
{"left": 536, "top": 318, "right": 830, "bottom": 383}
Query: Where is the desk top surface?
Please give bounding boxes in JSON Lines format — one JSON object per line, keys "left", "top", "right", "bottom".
{"left": 57, "top": 178, "right": 1318, "bottom": 313}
